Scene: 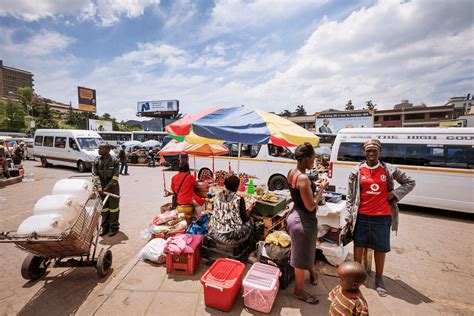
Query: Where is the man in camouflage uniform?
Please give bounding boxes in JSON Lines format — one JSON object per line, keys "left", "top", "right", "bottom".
{"left": 93, "top": 143, "right": 121, "bottom": 237}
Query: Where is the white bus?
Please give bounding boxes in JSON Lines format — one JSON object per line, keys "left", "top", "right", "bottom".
{"left": 132, "top": 131, "right": 167, "bottom": 142}
{"left": 193, "top": 143, "right": 296, "bottom": 191}
{"left": 98, "top": 131, "right": 132, "bottom": 146}
{"left": 329, "top": 128, "right": 474, "bottom": 213}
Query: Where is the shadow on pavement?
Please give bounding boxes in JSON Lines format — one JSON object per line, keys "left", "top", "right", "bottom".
{"left": 399, "top": 204, "right": 474, "bottom": 222}
{"left": 99, "top": 231, "right": 129, "bottom": 246}
{"left": 18, "top": 267, "right": 111, "bottom": 316}
{"left": 366, "top": 276, "right": 433, "bottom": 305}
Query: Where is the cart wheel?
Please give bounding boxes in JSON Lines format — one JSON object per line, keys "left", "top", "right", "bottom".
{"left": 96, "top": 250, "right": 112, "bottom": 277}
{"left": 21, "top": 254, "right": 46, "bottom": 281}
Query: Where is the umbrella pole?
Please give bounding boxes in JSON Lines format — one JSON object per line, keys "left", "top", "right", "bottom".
{"left": 193, "top": 155, "right": 197, "bottom": 179}
{"left": 237, "top": 142, "right": 241, "bottom": 176}
{"left": 212, "top": 156, "right": 215, "bottom": 183}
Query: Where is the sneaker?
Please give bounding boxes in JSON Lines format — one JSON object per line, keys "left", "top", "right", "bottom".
{"left": 99, "top": 228, "right": 109, "bottom": 236}
{"left": 108, "top": 230, "right": 119, "bottom": 237}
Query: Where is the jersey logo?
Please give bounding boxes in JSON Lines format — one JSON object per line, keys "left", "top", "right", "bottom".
{"left": 381, "top": 175, "right": 387, "bottom": 181}
{"left": 370, "top": 183, "right": 380, "bottom": 191}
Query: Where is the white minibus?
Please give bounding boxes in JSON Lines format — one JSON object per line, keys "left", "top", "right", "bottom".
{"left": 193, "top": 143, "right": 297, "bottom": 191}
{"left": 98, "top": 131, "right": 132, "bottom": 146}
{"left": 329, "top": 128, "right": 474, "bottom": 213}
{"left": 33, "top": 129, "right": 104, "bottom": 172}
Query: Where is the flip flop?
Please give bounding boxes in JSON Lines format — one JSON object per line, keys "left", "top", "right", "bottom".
{"left": 375, "top": 277, "right": 388, "bottom": 297}
{"left": 293, "top": 292, "right": 319, "bottom": 305}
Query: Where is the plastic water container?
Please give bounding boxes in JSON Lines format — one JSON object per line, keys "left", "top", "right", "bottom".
{"left": 242, "top": 262, "right": 281, "bottom": 313}
{"left": 52, "top": 179, "right": 93, "bottom": 204}
{"left": 33, "top": 195, "right": 81, "bottom": 222}
{"left": 200, "top": 258, "right": 245, "bottom": 312}
{"left": 17, "top": 214, "right": 68, "bottom": 235}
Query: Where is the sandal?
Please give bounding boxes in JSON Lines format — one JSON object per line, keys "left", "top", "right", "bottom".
{"left": 375, "top": 277, "right": 388, "bottom": 297}
{"left": 293, "top": 292, "right": 319, "bottom": 305}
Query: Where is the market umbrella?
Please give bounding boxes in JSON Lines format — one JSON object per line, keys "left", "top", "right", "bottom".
{"left": 165, "top": 106, "right": 319, "bottom": 147}
{"left": 141, "top": 139, "right": 162, "bottom": 148}
{"left": 122, "top": 140, "right": 142, "bottom": 148}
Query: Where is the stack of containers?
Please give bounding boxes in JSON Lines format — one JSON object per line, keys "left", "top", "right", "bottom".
{"left": 16, "top": 179, "right": 93, "bottom": 235}
{"left": 242, "top": 262, "right": 281, "bottom": 313}
{"left": 200, "top": 258, "right": 245, "bottom": 312}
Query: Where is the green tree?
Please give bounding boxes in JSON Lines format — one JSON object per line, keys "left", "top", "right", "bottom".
{"left": 16, "top": 87, "right": 34, "bottom": 111}
{"left": 345, "top": 100, "right": 354, "bottom": 111}
{"left": 294, "top": 105, "right": 307, "bottom": 116}
{"left": 279, "top": 109, "right": 293, "bottom": 116}
{"left": 35, "top": 103, "right": 60, "bottom": 129}
{"left": 0, "top": 100, "right": 27, "bottom": 132}
{"left": 365, "top": 100, "right": 376, "bottom": 110}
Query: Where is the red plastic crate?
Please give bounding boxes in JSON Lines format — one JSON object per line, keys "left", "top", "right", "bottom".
{"left": 165, "top": 235, "right": 203, "bottom": 275}
{"left": 200, "top": 258, "right": 246, "bottom": 312}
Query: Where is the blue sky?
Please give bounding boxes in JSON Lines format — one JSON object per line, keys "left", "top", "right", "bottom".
{"left": 0, "top": 0, "right": 472, "bottom": 121}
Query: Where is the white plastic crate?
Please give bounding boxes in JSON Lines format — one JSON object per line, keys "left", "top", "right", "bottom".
{"left": 242, "top": 262, "right": 281, "bottom": 314}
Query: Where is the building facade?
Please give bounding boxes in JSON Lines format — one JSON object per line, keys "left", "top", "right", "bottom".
{"left": 0, "top": 60, "right": 34, "bottom": 98}
{"left": 374, "top": 103, "right": 454, "bottom": 128}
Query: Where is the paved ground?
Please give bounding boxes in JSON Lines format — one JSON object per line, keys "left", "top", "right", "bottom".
{"left": 0, "top": 160, "right": 473, "bottom": 315}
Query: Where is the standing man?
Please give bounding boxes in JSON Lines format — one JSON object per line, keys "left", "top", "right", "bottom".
{"left": 119, "top": 145, "right": 129, "bottom": 175}
{"left": 93, "top": 143, "right": 121, "bottom": 237}
{"left": 319, "top": 118, "right": 333, "bottom": 134}
{"left": 12, "top": 142, "right": 26, "bottom": 165}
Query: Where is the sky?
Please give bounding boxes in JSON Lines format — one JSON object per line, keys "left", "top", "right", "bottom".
{"left": 0, "top": 0, "right": 472, "bottom": 121}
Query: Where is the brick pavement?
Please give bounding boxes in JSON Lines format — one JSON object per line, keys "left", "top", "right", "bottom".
{"left": 0, "top": 161, "right": 473, "bottom": 315}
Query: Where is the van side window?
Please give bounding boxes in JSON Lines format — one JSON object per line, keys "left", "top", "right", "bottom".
{"left": 445, "top": 146, "right": 468, "bottom": 169}
{"left": 382, "top": 144, "right": 420, "bottom": 166}
{"left": 337, "top": 142, "right": 363, "bottom": 161}
{"left": 468, "top": 146, "right": 474, "bottom": 170}
{"left": 43, "top": 136, "right": 54, "bottom": 147}
{"left": 54, "top": 137, "right": 67, "bottom": 148}
{"left": 226, "top": 143, "right": 261, "bottom": 158}
{"left": 69, "top": 138, "right": 77, "bottom": 149}
{"left": 268, "top": 144, "right": 293, "bottom": 159}
{"left": 34, "top": 136, "right": 43, "bottom": 146}
{"left": 422, "top": 145, "right": 445, "bottom": 167}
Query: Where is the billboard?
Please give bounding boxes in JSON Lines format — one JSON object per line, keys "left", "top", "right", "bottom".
{"left": 316, "top": 111, "right": 373, "bottom": 134}
{"left": 89, "top": 119, "right": 113, "bottom": 131}
{"left": 78, "top": 86, "right": 96, "bottom": 112}
{"left": 137, "top": 100, "right": 179, "bottom": 116}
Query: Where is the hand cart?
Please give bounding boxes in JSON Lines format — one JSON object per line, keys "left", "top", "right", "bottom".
{"left": 0, "top": 188, "right": 119, "bottom": 281}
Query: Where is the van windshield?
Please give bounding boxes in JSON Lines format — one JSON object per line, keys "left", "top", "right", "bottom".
{"left": 77, "top": 138, "right": 102, "bottom": 149}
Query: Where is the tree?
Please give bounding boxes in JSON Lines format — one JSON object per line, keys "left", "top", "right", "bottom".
{"left": 294, "top": 105, "right": 307, "bottom": 116}
{"left": 365, "top": 100, "right": 376, "bottom": 110}
{"left": 0, "top": 100, "right": 27, "bottom": 132}
{"left": 16, "top": 87, "right": 34, "bottom": 112}
{"left": 279, "top": 109, "right": 293, "bottom": 116}
{"left": 35, "top": 102, "right": 60, "bottom": 129}
{"left": 345, "top": 100, "right": 354, "bottom": 111}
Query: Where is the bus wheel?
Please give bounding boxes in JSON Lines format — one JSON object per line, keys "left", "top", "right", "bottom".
{"left": 171, "top": 160, "right": 180, "bottom": 171}
{"left": 40, "top": 157, "right": 48, "bottom": 168}
{"left": 268, "top": 175, "right": 288, "bottom": 191}
{"left": 77, "top": 161, "right": 87, "bottom": 173}
{"left": 198, "top": 168, "right": 213, "bottom": 182}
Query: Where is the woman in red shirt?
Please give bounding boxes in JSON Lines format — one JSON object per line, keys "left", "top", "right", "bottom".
{"left": 346, "top": 139, "right": 415, "bottom": 297}
{"left": 168, "top": 161, "right": 204, "bottom": 223}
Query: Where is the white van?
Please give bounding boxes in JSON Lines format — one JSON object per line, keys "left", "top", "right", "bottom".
{"left": 193, "top": 143, "right": 297, "bottom": 191}
{"left": 33, "top": 129, "right": 104, "bottom": 172}
{"left": 329, "top": 128, "right": 474, "bottom": 213}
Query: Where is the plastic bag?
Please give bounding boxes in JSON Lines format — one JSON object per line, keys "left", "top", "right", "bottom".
{"left": 151, "top": 210, "right": 178, "bottom": 226}
{"left": 138, "top": 238, "right": 167, "bottom": 263}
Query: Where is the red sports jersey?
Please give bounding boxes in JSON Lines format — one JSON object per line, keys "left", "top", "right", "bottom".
{"left": 358, "top": 162, "right": 391, "bottom": 216}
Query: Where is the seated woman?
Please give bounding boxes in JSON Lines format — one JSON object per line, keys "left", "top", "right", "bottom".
{"left": 166, "top": 161, "right": 204, "bottom": 223}
{"left": 208, "top": 175, "right": 253, "bottom": 245}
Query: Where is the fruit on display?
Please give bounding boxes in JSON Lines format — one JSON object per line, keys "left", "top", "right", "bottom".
{"left": 261, "top": 193, "right": 278, "bottom": 203}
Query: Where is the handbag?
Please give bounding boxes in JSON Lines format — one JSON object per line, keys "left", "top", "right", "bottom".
{"left": 340, "top": 222, "right": 353, "bottom": 246}
{"left": 172, "top": 174, "right": 189, "bottom": 209}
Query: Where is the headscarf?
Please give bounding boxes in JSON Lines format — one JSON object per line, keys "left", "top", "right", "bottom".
{"left": 363, "top": 139, "right": 382, "bottom": 151}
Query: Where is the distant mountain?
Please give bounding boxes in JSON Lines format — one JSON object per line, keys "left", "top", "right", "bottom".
{"left": 124, "top": 117, "right": 178, "bottom": 131}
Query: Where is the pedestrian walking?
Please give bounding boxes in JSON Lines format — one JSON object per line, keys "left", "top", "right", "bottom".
{"left": 119, "top": 145, "right": 129, "bottom": 175}
{"left": 346, "top": 139, "right": 415, "bottom": 296}
{"left": 93, "top": 143, "right": 121, "bottom": 237}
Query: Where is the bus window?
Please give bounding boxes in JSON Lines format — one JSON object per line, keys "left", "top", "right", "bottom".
{"left": 468, "top": 146, "right": 474, "bottom": 169}
{"left": 43, "top": 136, "right": 54, "bottom": 147}
{"left": 393, "top": 144, "right": 420, "bottom": 166}
{"left": 227, "top": 143, "right": 261, "bottom": 158}
{"left": 69, "top": 138, "right": 78, "bottom": 150}
{"left": 54, "top": 137, "right": 67, "bottom": 149}
{"left": 446, "top": 146, "right": 468, "bottom": 169}
{"left": 337, "top": 142, "right": 363, "bottom": 162}
{"left": 422, "top": 145, "right": 445, "bottom": 168}
{"left": 34, "top": 136, "right": 43, "bottom": 146}
{"left": 268, "top": 144, "right": 293, "bottom": 159}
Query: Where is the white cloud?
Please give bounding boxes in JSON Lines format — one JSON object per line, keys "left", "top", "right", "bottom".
{"left": 116, "top": 43, "right": 189, "bottom": 68}
{"left": 161, "top": 0, "right": 197, "bottom": 29}
{"left": 204, "top": 0, "right": 327, "bottom": 36}
{"left": 95, "top": 0, "right": 161, "bottom": 26}
{"left": 0, "top": 0, "right": 91, "bottom": 21}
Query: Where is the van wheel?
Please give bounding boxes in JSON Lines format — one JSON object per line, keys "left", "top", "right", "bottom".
{"left": 198, "top": 168, "right": 213, "bottom": 182}
{"left": 268, "top": 175, "right": 288, "bottom": 191}
{"left": 40, "top": 157, "right": 48, "bottom": 168}
{"left": 77, "top": 161, "right": 87, "bottom": 173}
{"left": 171, "top": 160, "right": 180, "bottom": 171}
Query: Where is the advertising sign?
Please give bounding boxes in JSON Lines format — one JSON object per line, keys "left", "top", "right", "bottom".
{"left": 136, "top": 100, "right": 179, "bottom": 116}
{"left": 439, "top": 120, "right": 466, "bottom": 127}
{"left": 78, "top": 86, "right": 96, "bottom": 112}
{"left": 316, "top": 111, "right": 373, "bottom": 134}
{"left": 88, "top": 119, "right": 113, "bottom": 131}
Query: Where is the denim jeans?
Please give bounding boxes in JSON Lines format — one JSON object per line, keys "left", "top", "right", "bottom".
{"left": 120, "top": 160, "right": 128, "bottom": 174}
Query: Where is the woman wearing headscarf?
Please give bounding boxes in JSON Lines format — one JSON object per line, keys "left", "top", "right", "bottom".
{"left": 346, "top": 139, "right": 416, "bottom": 296}
{"left": 286, "top": 142, "right": 328, "bottom": 305}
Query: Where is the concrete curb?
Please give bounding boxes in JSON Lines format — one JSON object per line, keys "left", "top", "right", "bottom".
{"left": 79, "top": 252, "right": 141, "bottom": 315}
